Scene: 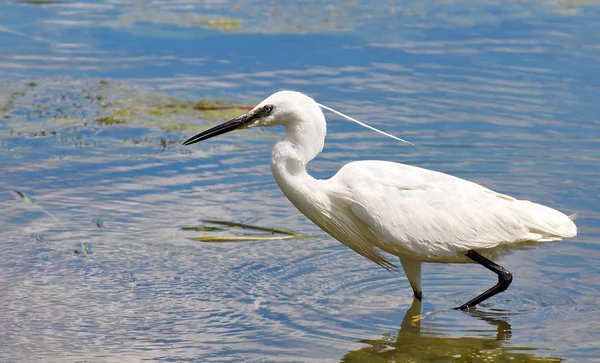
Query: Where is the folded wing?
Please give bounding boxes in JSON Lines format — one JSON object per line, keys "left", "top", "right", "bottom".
{"left": 331, "top": 161, "right": 577, "bottom": 261}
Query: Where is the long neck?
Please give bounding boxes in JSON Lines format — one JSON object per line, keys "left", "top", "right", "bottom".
{"left": 283, "top": 110, "right": 326, "bottom": 165}
{"left": 270, "top": 118, "right": 325, "bottom": 183}
{"left": 270, "top": 113, "right": 328, "bottom": 215}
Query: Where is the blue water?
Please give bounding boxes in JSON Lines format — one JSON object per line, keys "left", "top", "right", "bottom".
{"left": 1, "top": 1, "right": 599, "bottom": 362}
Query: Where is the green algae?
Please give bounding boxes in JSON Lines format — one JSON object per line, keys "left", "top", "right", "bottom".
{"left": 201, "top": 108, "right": 247, "bottom": 121}
{"left": 16, "top": 0, "right": 67, "bottom": 5}
{"left": 92, "top": 97, "right": 249, "bottom": 130}
{"left": 0, "top": 79, "right": 255, "bottom": 150}
{"left": 178, "top": 15, "right": 242, "bottom": 31}
{"left": 96, "top": 116, "right": 126, "bottom": 125}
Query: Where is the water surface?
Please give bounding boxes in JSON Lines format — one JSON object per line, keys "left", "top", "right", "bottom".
{"left": 1, "top": 1, "right": 599, "bottom": 362}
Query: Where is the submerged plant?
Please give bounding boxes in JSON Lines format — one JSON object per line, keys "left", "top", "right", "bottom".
{"left": 181, "top": 219, "right": 313, "bottom": 242}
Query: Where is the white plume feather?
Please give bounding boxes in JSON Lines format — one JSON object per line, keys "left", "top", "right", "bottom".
{"left": 317, "top": 103, "right": 414, "bottom": 147}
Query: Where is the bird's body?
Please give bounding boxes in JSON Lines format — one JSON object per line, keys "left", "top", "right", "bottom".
{"left": 184, "top": 90, "right": 577, "bottom": 309}
{"left": 278, "top": 159, "right": 575, "bottom": 266}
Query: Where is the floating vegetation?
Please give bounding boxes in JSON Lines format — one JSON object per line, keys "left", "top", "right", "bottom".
{"left": 16, "top": 0, "right": 66, "bottom": 5}
{"left": 107, "top": 9, "right": 243, "bottom": 32}
{"left": 192, "top": 235, "right": 311, "bottom": 242}
{"left": 13, "top": 190, "right": 33, "bottom": 203}
{"left": 147, "top": 108, "right": 168, "bottom": 116}
{"left": 91, "top": 94, "right": 250, "bottom": 130}
{"left": 204, "top": 19, "right": 242, "bottom": 31}
{"left": 203, "top": 219, "right": 301, "bottom": 235}
{"left": 160, "top": 121, "right": 203, "bottom": 132}
{"left": 74, "top": 242, "right": 93, "bottom": 260}
{"left": 95, "top": 108, "right": 135, "bottom": 125}
{"left": 0, "top": 79, "right": 257, "bottom": 150}
{"left": 201, "top": 108, "right": 248, "bottom": 121}
{"left": 96, "top": 116, "right": 125, "bottom": 125}
{"left": 181, "top": 225, "right": 228, "bottom": 232}
{"left": 13, "top": 190, "right": 97, "bottom": 259}
{"left": 81, "top": 242, "right": 91, "bottom": 255}
{"left": 181, "top": 219, "right": 313, "bottom": 242}
{"left": 192, "top": 99, "right": 237, "bottom": 110}
{"left": 12, "top": 190, "right": 65, "bottom": 228}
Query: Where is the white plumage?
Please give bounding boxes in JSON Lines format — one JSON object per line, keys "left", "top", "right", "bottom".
{"left": 184, "top": 90, "right": 577, "bottom": 309}
{"left": 334, "top": 160, "right": 576, "bottom": 263}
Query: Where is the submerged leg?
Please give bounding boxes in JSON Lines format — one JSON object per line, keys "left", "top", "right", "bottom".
{"left": 455, "top": 250, "right": 513, "bottom": 310}
{"left": 399, "top": 256, "right": 423, "bottom": 301}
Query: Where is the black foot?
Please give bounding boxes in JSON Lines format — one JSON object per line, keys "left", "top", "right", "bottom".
{"left": 455, "top": 250, "right": 513, "bottom": 310}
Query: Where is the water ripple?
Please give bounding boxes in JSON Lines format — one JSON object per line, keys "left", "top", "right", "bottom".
{"left": 1, "top": 0, "right": 600, "bottom": 361}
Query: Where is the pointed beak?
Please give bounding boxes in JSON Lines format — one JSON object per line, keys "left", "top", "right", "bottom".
{"left": 182, "top": 111, "right": 258, "bottom": 146}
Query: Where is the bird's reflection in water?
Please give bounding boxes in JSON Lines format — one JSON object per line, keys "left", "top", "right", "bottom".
{"left": 341, "top": 300, "right": 562, "bottom": 363}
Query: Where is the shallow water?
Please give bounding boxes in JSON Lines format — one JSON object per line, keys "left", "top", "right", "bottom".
{"left": 1, "top": 1, "right": 600, "bottom": 362}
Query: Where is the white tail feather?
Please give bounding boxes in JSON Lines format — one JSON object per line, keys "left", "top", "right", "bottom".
{"left": 317, "top": 103, "right": 414, "bottom": 147}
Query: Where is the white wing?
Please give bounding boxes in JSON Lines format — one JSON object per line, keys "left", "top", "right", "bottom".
{"left": 330, "top": 160, "right": 577, "bottom": 262}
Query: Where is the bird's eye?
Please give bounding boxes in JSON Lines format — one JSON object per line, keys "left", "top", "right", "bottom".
{"left": 263, "top": 105, "right": 273, "bottom": 114}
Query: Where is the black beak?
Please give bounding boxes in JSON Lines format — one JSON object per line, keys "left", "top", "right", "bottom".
{"left": 182, "top": 112, "right": 258, "bottom": 146}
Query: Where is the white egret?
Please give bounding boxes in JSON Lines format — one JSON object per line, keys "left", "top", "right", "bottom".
{"left": 183, "top": 91, "right": 577, "bottom": 309}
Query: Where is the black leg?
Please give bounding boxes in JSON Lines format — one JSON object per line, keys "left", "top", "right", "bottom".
{"left": 455, "top": 250, "right": 513, "bottom": 310}
{"left": 413, "top": 289, "right": 423, "bottom": 301}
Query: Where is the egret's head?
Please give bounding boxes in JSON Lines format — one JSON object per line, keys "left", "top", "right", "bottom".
{"left": 183, "top": 90, "right": 322, "bottom": 146}
{"left": 183, "top": 90, "right": 413, "bottom": 147}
